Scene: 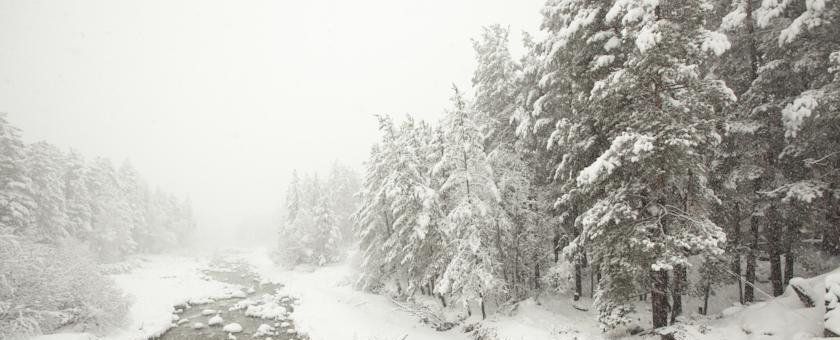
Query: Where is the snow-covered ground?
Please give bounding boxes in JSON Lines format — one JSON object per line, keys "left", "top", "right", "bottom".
{"left": 34, "top": 248, "right": 835, "bottom": 340}
{"left": 35, "top": 254, "right": 243, "bottom": 340}
{"left": 240, "top": 248, "right": 472, "bottom": 340}
{"left": 237, "top": 247, "right": 834, "bottom": 340}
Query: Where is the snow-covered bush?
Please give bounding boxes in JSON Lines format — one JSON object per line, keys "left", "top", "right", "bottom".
{"left": 0, "top": 236, "right": 130, "bottom": 338}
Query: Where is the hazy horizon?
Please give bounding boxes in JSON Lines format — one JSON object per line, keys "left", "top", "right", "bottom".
{"left": 0, "top": 0, "right": 544, "bottom": 234}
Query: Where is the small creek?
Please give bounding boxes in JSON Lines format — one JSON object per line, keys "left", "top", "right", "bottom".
{"left": 155, "top": 260, "right": 308, "bottom": 340}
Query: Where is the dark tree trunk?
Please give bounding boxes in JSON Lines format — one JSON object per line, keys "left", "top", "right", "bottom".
{"left": 745, "top": 213, "right": 759, "bottom": 303}
{"left": 572, "top": 217, "right": 583, "bottom": 301}
{"left": 651, "top": 269, "right": 671, "bottom": 329}
{"left": 438, "top": 294, "right": 447, "bottom": 308}
{"left": 480, "top": 294, "right": 486, "bottom": 320}
{"left": 731, "top": 202, "right": 744, "bottom": 304}
{"left": 824, "top": 191, "right": 840, "bottom": 255}
{"left": 670, "top": 265, "right": 687, "bottom": 324}
{"left": 534, "top": 261, "right": 541, "bottom": 290}
{"left": 574, "top": 261, "right": 582, "bottom": 301}
{"left": 785, "top": 221, "right": 798, "bottom": 285}
{"left": 702, "top": 282, "right": 711, "bottom": 315}
{"left": 767, "top": 207, "right": 784, "bottom": 297}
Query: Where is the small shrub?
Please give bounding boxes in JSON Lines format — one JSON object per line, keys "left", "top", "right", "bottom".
{"left": 0, "top": 236, "right": 131, "bottom": 339}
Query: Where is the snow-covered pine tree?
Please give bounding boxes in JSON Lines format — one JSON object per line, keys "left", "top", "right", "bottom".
{"left": 85, "top": 157, "right": 136, "bottom": 259}
{"left": 433, "top": 87, "right": 504, "bottom": 319}
{"left": 326, "top": 162, "right": 361, "bottom": 244}
{"left": 311, "top": 194, "right": 341, "bottom": 265}
{"left": 537, "top": 0, "right": 630, "bottom": 302}
{"left": 355, "top": 116, "right": 401, "bottom": 289}
{"left": 62, "top": 150, "right": 93, "bottom": 238}
{"left": 472, "top": 24, "right": 520, "bottom": 146}
{"left": 471, "top": 24, "right": 548, "bottom": 300}
{"left": 0, "top": 114, "right": 35, "bottom": 236}
{"left": 118, "top": 161, "right": 153, "bottom": 251}
{"left": 718, "top": 0, "right": 840, "bottom": 298}
{"left": 277, "top": 170, "right": 303, "bottom": 265}
{"left": 566, "top": 0, "right": 733, "bottom": 330}
{"left": 24, "top": 141, "right": 69, "bottom": 242}
{"left": 286, "top": 170, "right": 301, "bottom": 224}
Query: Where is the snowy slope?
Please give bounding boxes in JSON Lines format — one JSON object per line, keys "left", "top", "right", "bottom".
{"left": 242, "top": 246, "right": 839, "bottom": 340}
{"left": 32, "top": 254, "right": 239, "bottom": 340}
{"left": 666, "top": 269, "right": 837, "bottom": 340}
{"left": 242, "top": 248, "right": 470, "bottom": 340}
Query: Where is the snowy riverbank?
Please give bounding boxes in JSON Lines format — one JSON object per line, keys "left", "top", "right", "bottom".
{"left": 35, "top": 248, "right": 834, "bottom": 340}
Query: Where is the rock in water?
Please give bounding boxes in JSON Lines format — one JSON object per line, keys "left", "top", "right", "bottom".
{"left": 223, "top": 322, "right": 243, "bottom": 333}
{"left": 201, "top": 309, "right": 217, "bottom": 316}
{"left": 192, "top": 322, "right": 206, "bottom": 329}
{"left": 208, "top": 314, "right": 224, "bottom": 326}
{"left": 255, "top": 323, "right": 275, "bottom": 336}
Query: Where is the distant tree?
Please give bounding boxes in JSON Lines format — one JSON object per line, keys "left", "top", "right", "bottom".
{"left": 25, "top": 142, "right": 69, "bottom": 242}
{"left": 0, "top": 114, "right": 35, "bottom": 236}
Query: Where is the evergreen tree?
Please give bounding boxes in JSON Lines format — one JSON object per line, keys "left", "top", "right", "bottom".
{"left": 0, "top": 114, "right": 35, "bottom": 236}
{"left": 24, "top": 142, "right": 69, "bottom": 242}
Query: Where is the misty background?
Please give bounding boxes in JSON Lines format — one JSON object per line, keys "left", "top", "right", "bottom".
{"left": 0, "top": 0, "right": 543, "bottom": 246}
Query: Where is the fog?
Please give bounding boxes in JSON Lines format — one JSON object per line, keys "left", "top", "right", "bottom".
{"left": 0, "top": 0, "right": 543, "bottom": 241}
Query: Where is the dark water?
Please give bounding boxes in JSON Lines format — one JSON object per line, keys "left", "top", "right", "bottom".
{"left": 155, "top": 260, "right": 308, "bottom": 340}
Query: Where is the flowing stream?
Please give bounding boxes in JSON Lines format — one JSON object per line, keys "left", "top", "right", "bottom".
{"left": 155, "top": 259, "right": 308, "bottom": 340}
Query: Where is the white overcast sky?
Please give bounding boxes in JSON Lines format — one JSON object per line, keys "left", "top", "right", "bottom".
{"left": 0, "top": 0, "right": 544, "bottom": 231}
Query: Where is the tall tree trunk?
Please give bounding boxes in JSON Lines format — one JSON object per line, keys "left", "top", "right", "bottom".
{"left": 514, "top": 233, "right": 522, "bottom": 298}
{"left": 767, "top": 207, "right": 784, "bottom": 297}
{"left": 651, "top": 269, "right": 670, "bottom": 330}
{"left": 702, "top": 281, "right": 711, "bottom": 315}
{"left": 732, "top": 202, "right": 744, "bottom": 304}
{"left": 824, "top": 190, "right": 840, "bottom": 255}
{"left": 742, "top": 0, "right": 763, "bottom": 305}
{"left": 571, "top": 213, "right": 583, "bottom": 301}
{"left": 670, "top": 265, "right": 687, "bottom": 324}
{"left": 784, "top": 221, "right": 797, "bottom": 285}
{"left": 745, "top": 213, "right": 759, "bottom": 303}
{"left": 574, "top": 261, "right": 582, "bottom": 301}
{"left": 480, "top": 294, "right": 487, "bottom": 320}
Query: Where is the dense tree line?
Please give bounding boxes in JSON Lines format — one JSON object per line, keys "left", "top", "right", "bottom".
{"left": 354, "top": 0, "right": 840, "bottom": 334}
{"left": 276, "top": 163, "right": 361, "bottom": 266}
{"left": 0, "top": 114, "right": 195, "bottom": 258}
{"left": 0, "top": 114, "right": 195, "bottom": 337}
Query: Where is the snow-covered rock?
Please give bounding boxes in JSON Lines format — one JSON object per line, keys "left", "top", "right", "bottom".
{"left": 255, "top": 323, "right": 276, "bottom": 337}
{"left": 190, "top": 297, "right": 214, "bottom": 305}
{"left": 208, "top": 314, "right": 224, "bottom": 326}
{"left": 246, "top": 303, "right": 287, "bottom": 320}
{"left": 192, "top": 322, "right": 206, "bottom": 329}
{"left": 201, "top": 309, "right": 217, "bottom": 316}
{"left": 223, "top": 322, "right": 244, "bottom": 333}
